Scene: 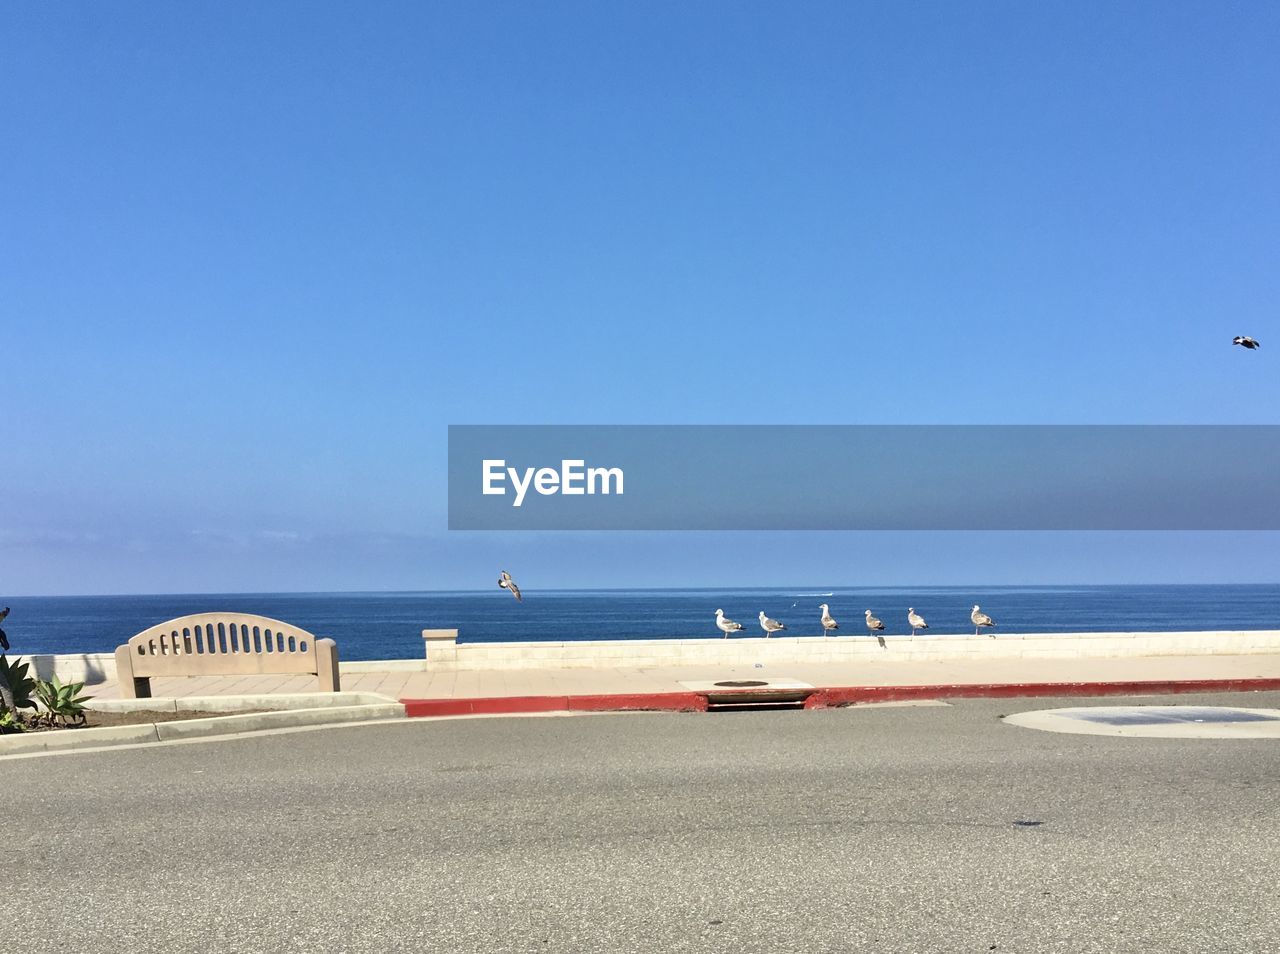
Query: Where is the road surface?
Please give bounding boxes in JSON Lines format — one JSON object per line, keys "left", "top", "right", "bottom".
{"left": 11, "top": 692, "right": 1280, "bottom": 953}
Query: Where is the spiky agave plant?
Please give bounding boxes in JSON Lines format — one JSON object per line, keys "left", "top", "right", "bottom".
{"left": 0, "top": 604, "right": 14, "bottom": 714}
{"left": 0, "top": 606, "right": 38, "bottom": 731}
{"left": 0, "top": 660, "right": 38, "bottom": 733}
{"left": 34, "top": 676, "right": 93, "bottom": 727}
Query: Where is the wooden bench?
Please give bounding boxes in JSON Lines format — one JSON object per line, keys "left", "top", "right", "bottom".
{"left": 114, "top": 613, "right": 341, "bottom": 698}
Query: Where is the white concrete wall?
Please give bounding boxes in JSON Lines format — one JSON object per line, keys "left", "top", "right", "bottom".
{"left": 20, "top": 629, "right": 1280, "bottom": 682}
{"left": 17, "top": 653, "right": 116, "bottom": 684}
{"left": 421, "top": 629, "right": 1280, "bottom": 671}
{"left": 17, "top": 653, "right": 426, "bottom": 685}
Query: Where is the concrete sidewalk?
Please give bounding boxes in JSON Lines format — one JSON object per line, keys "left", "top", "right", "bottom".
{"left": 83, "top": 651, "right": 1280, "bottom": 709}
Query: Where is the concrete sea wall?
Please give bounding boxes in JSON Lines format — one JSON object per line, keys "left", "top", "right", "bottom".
{"left": 18, "top": 629, "right": 1280, "bottom": 683}
{"left": 419, "top": 628, "right": 1280, "bottom": 672}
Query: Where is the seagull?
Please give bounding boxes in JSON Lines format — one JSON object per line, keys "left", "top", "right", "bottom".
{"left": 497, "top": 570, "right": 522, "bottom": 602}
{"left": 715, "top": 609, "right": 744, "bottom": 639}
{"left": 820, "top": 603, "right": 839, "bottom": 636}
{"left": 971, "top": 604, "right": 996, "bottom": 637}
{"left": 759, "top": 611, "right": 786, "bottom": 638}
{"left": 0, "top": 606, "right": 8, "bottom": 651}
{"left": 907, "top": 607, "right": 929, "bottom": 635}
{"left": 1233, "top": 336, "right": 1261, "bottom": 350}
{"left": 864, "top": 609, "right": 885, "bottom": 636}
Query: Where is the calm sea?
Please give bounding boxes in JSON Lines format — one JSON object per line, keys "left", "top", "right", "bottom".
{"left": 3, "top": 585, "right": 1279, "bottom": 662}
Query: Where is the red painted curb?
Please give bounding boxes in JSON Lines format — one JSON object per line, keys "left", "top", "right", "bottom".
{"left": 403, "top": 696, "right": 570, "bottom": 717}
{"left": 567, "top": 692, "right": 708, "bottom": 713}
{"left": 807, "top": 677, "right": 1280, "bottom": 709}
{"left": 402, "top": 692, "right": 707, "bottom": 718}
{"left": 402, "top": 678, "right": 1280, "bottom": 718}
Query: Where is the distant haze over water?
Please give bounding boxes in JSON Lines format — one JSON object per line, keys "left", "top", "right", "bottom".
{"left": 6, "top": 585, "right": 1280, "bottom": 662}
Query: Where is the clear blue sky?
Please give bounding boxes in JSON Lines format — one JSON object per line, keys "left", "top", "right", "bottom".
{"left": 3, "top": 2, "right": 1277, "bottom": 594}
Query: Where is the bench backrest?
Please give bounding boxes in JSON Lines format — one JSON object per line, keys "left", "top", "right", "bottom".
{"left": 124, "top": 613, "right": 325, "bottom": 677}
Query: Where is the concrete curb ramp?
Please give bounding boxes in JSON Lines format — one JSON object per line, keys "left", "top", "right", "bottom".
{"left": 401, "top": 676, "right": 1280, "bottom": 718}
{"left": 0, "top": 695, "right": 406, "bottom": 757}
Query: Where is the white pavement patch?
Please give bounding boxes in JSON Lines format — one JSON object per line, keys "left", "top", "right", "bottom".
{"left": 1004, "top": 706, "right": 1280, "bottom": 739}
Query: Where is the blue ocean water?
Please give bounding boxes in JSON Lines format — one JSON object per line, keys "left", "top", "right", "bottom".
{"left": 3, "top": 585, "right": 1279, "bottom": 662}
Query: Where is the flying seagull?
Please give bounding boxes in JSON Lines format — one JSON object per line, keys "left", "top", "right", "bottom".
{"left": 1233, "top": 336, "right": 1261, "bottom": 350}
{"left": 715, "top": 609, "right": 744, "bottom": 639}
{"left": 0, "top": 606, "right": 8, "bottom": 651}
{"left": 907, "top": 607, "right": 929, "bottom": 635}
{"left": 971, "top": 604, "right": 996, "bottom": 637}
{"left": 759, "top": 611, "right": 786, "bottom": 637}
{"left": 820, "top": 603, "right": 839, "bottom": 636}
{"left": 497, "top": 570, "right": 522, "bottom": 602}
{"left": 864, "top": 609, "right": 885, "bottom": 636}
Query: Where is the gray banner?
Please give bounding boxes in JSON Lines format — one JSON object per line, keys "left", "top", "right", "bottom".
{"left": 448, "top": 425, "right": 1280, "bottom": 530}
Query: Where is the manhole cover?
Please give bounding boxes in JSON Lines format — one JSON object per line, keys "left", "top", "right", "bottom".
{"left": 713, "top": 680, "right": 769, "bottom": 688}
{"left": 1004, "top": 706, "right": 1280, "bottom": 739}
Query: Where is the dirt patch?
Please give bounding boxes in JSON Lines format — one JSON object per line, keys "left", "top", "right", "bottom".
{"left": 18, "top": 709, "right": 272, "bottom": 732}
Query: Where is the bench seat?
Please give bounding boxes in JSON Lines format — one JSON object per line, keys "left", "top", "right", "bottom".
{"left": 114, "top": 613, "right": 340, "bottom": 698}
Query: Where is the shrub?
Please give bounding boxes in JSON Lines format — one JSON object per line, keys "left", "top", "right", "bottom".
{"left": 0, "top": 655, "right": 37, "bottom": 713}
{"left": 0, "top": 654, "right": 37, "bottom": 733}
{"left": 34, "top": 676, "right": 94, "bottom": 726}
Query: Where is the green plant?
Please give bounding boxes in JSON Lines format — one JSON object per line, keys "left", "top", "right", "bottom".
{"left": 0, "top": 655, "right": 37, "bottom": 715}
{"left": 34, "top": 676, "right": 93, "bottom": 726}
{"left": 0, "top": 708, "right": 24, "bottom": 734}
{"left": 0, "top": 604, "right": 11, "bottom": 714}
{"left": 0, "top": 608, "right": 37, "bottom": 733}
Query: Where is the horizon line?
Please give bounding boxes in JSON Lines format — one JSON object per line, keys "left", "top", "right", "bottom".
{"left": 6, "top": 581, "right": 1279, "bottom": 600}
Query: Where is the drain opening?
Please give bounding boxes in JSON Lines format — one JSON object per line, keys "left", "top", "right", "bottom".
{"left": 707, "top": 700, "right": 809, "bottom": 713}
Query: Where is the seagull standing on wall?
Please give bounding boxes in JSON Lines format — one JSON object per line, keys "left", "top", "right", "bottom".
{"left": 864, "top": 610, "right": 885, "bottom": 636}
{"left": 759, "top": 612, "right": 786, "bottom": 637}
{"left": 907, "top": 607, "right": 929, "bottom": 635}
{"left": 1233, "top": 336, "right": 1261, "bottom": 350}
{"left": 971, "top": 604, "right": 996, "bottom": 637}
{"left": 820, "top": 604, "right": 839, "bottom": 636}
{"left": 497, "top": 570, "right": 522, "bottom": 602}
{"left": 715, "top": 609, "right": 744, "bottom": 639}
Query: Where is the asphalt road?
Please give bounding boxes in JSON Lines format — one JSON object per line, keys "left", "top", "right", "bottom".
{"left": 10, "top": 692, "right": 1280, "bottom": 953}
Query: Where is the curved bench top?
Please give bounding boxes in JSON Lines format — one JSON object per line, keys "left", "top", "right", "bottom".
{"left": 129, "top": 613, "right": 320, "bottom": 645}
{"left": 116, "top": 613, "right": 340, "bottom": 691}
